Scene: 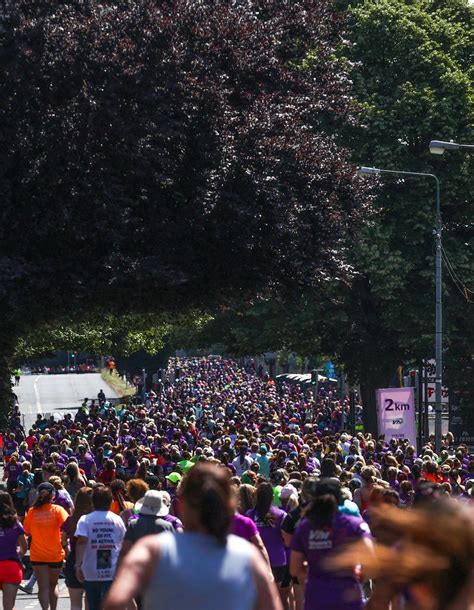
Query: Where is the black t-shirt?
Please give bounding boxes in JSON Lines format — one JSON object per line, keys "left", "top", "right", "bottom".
{"left": 282, "top": 506, "right": 302, "bottom": 535}
{"left": 124, "top": 514, "right": 174, "bottom": 544}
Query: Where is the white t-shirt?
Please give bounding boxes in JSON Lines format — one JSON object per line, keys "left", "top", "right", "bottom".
{"left": 75, "top": 510, "right": 126, "bottom": 581}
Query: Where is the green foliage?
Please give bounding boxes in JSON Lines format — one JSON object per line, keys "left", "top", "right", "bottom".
{"left": 14, "top": 314, "right": 174, "bottom": 362}
{"left": 169, "top": 299, "right": 323, "bottom": 358}
{"left": 326, "top": 0, "right": 473, "bottom": 428}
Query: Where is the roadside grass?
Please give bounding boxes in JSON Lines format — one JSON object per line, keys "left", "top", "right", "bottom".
{"left": 101, "top": 369, "right": 136, "bottom": 398}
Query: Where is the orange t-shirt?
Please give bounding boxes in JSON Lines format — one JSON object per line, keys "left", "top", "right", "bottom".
{"left": 110, "top": 499, "right": 133, "bottom": 515}
{"left": 24, "top": 503, "right": 69, "bottom": 562}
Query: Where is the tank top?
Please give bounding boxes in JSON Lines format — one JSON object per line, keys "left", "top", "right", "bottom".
{"left": 143, "top": 532, "right": 256, "bottom": 610}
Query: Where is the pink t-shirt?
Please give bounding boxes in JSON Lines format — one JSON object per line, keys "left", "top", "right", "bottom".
{"left": 231, "top": 513, "right": 258, "bottom": 541}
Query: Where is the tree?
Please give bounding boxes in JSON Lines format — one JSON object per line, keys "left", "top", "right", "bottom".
{"left": 176, "top": 0, "right": 474, "bottom": 435}
{"left": 169, "top": 299, "right": 324, "bottom": 357}
{"left": 0, "top": 0, "right": 371, "bottom": 420}
{"left": 14, "top": 313, "right": 178, "bottom": 363}
{"left": 335, "top": 0, "right": 474, "bottom": 432}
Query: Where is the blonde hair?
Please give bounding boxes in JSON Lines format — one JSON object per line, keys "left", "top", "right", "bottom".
{"left": 49, "top": 475, "right": 64, "bottom": 490}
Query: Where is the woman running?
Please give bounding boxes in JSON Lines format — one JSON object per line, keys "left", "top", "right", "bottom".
{"left": 23, "top": 482, "right": 69, "bottom": 610}
{"left": 63, "top": 487, "right": 93, "bottom": 610}
{"left": 290, "top": 479, "right": 373, "bottom": 610}
{"left": 0, "top": 492, "right": 27, "bottom": 610}
{"left": 246, "top": 482, "right": 289, "bottom": 608}
{"left": 105, "top": 463, "right": 282, "bottom": 610}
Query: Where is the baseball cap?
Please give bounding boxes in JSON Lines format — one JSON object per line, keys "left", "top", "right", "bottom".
{"left": 37, "top": 482, "right": 56, "bottom": 496}
{"left": 178, "top": 460, "right": 194, "bottom": 473}
{"left": 135, "top": 491, "right": 169, "bottom": 517}
{"left": 166, "top": 472, "right": 182, "bottom": 484}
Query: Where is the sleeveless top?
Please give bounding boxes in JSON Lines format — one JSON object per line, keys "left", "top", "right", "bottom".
{"left": 143, "top": 532, "right": 256, "bottom": 610}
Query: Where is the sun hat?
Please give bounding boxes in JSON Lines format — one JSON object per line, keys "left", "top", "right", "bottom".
{"left": 135, "top": 491, "right": 169, "bottom": 517}
{"left": 280, "top": 484, "right": 297, "bottom": 500}
{"left": 166, "top": 472, "right": 182, "bottom": 484}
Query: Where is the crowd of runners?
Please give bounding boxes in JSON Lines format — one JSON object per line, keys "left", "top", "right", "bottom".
{"left": 0, "top": 357, "right": 473, "bottom": 610}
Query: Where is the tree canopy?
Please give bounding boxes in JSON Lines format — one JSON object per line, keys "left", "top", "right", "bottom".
{"left": 337, "top": 0, "right": 473, "bottom": 427}
{"left": 14, "top": 312, "right": 190, "bottom": 363}
{"left": 174, "top": 0, "right": 474, "bottom": 433}
{"left": 0, "top": 0, "right": 373, "bottom": 418}
{"left": 0, "top": 0, "right": 368, "bottom": 329}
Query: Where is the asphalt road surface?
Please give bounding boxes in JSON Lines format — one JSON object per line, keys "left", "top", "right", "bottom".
{"left": 14, "top": 373, "right": 119, "bottom": 429}
{"left": 6, "top": 373, "right": 117, "bottom": 608}
{"left": 16, "top": 582, "right": 70, "bottom": 610}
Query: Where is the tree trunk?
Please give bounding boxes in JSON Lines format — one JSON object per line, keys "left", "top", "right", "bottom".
{"left": 360, "top": 367, "right": 398, "bottom": 438}
{"left": 0, "top": 332, "right": 17, "bottom": 429}
{"left": 360, "top": 381, "right": 379, "bottom": 437}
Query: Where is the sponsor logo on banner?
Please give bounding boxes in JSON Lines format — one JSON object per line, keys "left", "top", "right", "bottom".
{"left": 376, "top": 387, "right": 416, "bottom": 446}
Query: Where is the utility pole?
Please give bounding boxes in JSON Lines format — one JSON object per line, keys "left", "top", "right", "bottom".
{"left": 358, "top": 166, "right": 442, "bottom": 452}
{"left": 434, "top": 177, "right": 443, "bottom": 453}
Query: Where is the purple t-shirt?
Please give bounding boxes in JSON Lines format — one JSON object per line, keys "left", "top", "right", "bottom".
{"left": 231, "top": 513, "right": 258, "bottom": 542}
{"left": 163, "top": 514, "right": 183, "bottom": 531}
{"left": 4, "top": 440, "right": 18, "bottom": 455}
{"left": 5, "top": 462, "right": 22, "bottom": 482}
{"left": 78, "top": 454, "right": 96, "bottom": 478}
{"left": 247, "top": 506, "right": 286, "bottom": 567}
{"left": 54, "top": 489, "right": 73, "bottom": 512}
{"left": 292, "top": 513, "right": 371, "bottom": 610}
{"left": 0, "top": 521, "right": 24, "bottom": 561}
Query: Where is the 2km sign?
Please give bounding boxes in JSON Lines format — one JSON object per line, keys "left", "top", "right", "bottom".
{"left": 376, "top": 387, "right": 416, "bottom": 446}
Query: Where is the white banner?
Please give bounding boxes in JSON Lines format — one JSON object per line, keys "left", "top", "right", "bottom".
{"left": 426, "top": 383, "right": 449, "bottom": 404}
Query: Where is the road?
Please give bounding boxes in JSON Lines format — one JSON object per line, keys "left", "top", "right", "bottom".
{"left": 6, "top": 373, "right": 118, "bottom": 608}
{"left": 16, "top": 582, "right": 70, "bottom": 610}
{"left": 14, "top": 373, "right": 119, "bottom": 429}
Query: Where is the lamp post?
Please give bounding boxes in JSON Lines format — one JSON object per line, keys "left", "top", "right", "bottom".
{"left": 358, "top": 166, "right": 443, "bottom": 452}
{"left": 429, "top": 140, "right": 474, "bottom": 155}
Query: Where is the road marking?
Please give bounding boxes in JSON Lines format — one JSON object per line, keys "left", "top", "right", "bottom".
{"left": 33, "top": 376, "right": 42, "bottom": 415}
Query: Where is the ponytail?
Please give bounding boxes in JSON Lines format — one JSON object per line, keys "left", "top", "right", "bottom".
{"left": 255, "top": 482, "right": 274, "bottom": 526}
{"left": 304, "top": 494, "right": 338, "bottom": 525}
{"left": 33, "top": 489, "right": 53, "bottom": 508}
{"left": 110, "top": 480, "right": 128, "bottom": 511}
{"left": 115, "top": 489, "right": 127, "bottom": 512}
{"left": 180, "top": 463, "right": 232, "bottom": 545}
{"left": 200, "top": 481, "right": 231, "bottom": 544}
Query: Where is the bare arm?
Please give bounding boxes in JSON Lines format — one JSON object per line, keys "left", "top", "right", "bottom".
{"left": 281, "top": 531, "right": 292, "bottom": 549}
{"left": 359, "top": 536, "right": 375, "bottom": 583}
{"left": 75, "top": 536, "right": 88, "bottom": 583}
{"left": 117, "top": 539, "right": 133, "bottom": 563}
{"left": 104, "top": 535, "right": 159, "bottom": 610}
{"left": 17, "top": 534, "right": 28, "bottom": 558}
{"left": 289, "top": 550, "right": 307, "bottom": 585}
{"left": 250, "top": 547, "right": 283, "bottom": 610}
{"left": 250, "top": 533, "right": 272, "bottom": 572}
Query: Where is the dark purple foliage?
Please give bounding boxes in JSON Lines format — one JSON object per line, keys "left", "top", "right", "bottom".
{"left": 0, "top": 0, "right": 370, "bottom": 328}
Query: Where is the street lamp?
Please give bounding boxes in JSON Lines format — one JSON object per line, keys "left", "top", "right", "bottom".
{"left": 429, "top": 140, "right": 474, "bottom": 155}
{"left": 358, "top": 166, "right": 443, "bottom": 453}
